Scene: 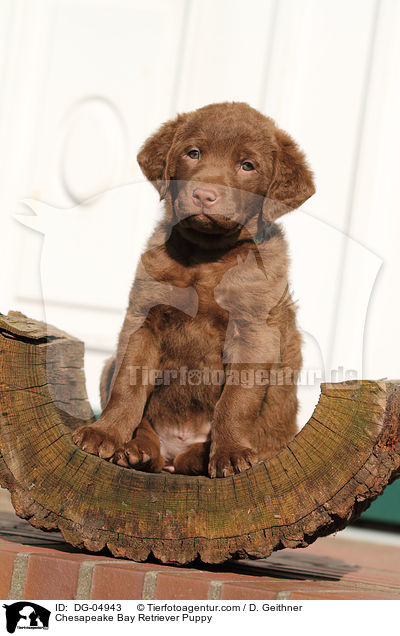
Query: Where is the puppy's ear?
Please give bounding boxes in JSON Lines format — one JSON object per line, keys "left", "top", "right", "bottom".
{"left": 263, "top": 128, "right": 315, "bottom": 221}
{"left": 137, "top": 115, "right": 184, "bottom": 198}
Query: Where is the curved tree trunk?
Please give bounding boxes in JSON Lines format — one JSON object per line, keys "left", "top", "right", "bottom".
{"left": 0, "top": 311, "right": 399, "bottom": 564}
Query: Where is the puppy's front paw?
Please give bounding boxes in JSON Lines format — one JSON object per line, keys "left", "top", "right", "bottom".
{"left": 208, "top": 447, "right": 256, "bottom": 478}
{"left": 72, "top": 423, "right": 123, "bottom": 460}
{"left": 112, "top": 439, "right": 164, "bottom": 472}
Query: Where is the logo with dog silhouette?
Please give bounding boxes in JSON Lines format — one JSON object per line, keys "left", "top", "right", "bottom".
{"left": 2, "top": 602, "right": 50, "bottom": 633}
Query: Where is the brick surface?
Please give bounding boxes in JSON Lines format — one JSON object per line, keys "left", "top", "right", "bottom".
{"left": 23, "top": 554, "right": 83, "bottom": 600}
{"left": 290, "top": 589, "right": 400, "bottom": 600}
{"left": 220, "top": 582, "right": 276, "bottom": 600}
{"left": 1, "top": 533, "right": 400, "bottom": 600}
{"left": 0, "top": 550, "right": 16, "bottom": 598}
{"left": 90, "top": 564, "right": 147, "bottom": 599}
{"left": 155, "top": 573, "right": 212, "bottom": 600}
{"left": 299, "top": 537, "right": 400, "bottom": 588}
{"left": 0, "top": 538, "right": 109, "bottom": 561}
{"left": 219, "top": 578, "right": 400, "bottom": 600}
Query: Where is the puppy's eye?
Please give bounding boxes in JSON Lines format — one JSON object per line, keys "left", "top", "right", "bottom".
{"left": 241, "top": 161, "right": 255, "bottom": 171}
{"left": 187, "top": 148, "right": 200, "bottom": 160}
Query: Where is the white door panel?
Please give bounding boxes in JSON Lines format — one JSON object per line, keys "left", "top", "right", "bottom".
{"left": 175, "top": 0, "right": 277, "bottom": 111}
{"left": 336, "top": 0, "right": 400, "bottom": 380}
{"left": 262, "top": 0, "right": 377, "bottom": 232}
{"left": 0, "top": 0, "right": 398, "bottom": 418}
{"left": 0, "top": 0, "right": 56, "bottom": 312}
{"left": 15, "top": 0, "right": 187, "bottom": 312}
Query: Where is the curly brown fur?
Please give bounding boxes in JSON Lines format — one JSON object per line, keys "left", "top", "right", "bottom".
{"left": 72, "top": 102, "right": 315, "bottom": 477}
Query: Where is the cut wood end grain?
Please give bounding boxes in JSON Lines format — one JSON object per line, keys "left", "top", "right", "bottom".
{"left": 0, "top": 311, "right": 399, "bottom": 564}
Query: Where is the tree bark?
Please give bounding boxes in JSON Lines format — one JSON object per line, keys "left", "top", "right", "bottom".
{"left": 0, "top": 311, "right": 399, "bottom": 564}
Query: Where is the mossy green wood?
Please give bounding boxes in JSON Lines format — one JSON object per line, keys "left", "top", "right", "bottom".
{"left": 0, "top": 311, "right": 399, "bottom": 564}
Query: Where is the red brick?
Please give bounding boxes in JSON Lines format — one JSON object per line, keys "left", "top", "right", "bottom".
{"left": 0, "top": 550, "right": 16, "bottom": 598}
{"left": 155, "top": 573, "right": 211, "bottom": 600}
{"left": 0, "top": 540, "right": 27, "bottom": 553}
{"left": 1, "top": 535, "right": 400, "bottom": 601}
{"left": 0, "top": 539, "right": 108, "bottom": 561}
{"left": 90, "top": 564, "right": 147, "bottom": 599}
{"left": 23, "top": 554, "right": 82, "bottom": 600}
{"left": 219, "top": 579, "right": 377, "bottom": 600}
{"left": 302, "top": 537, "right": 400, "bottom": 588}
{"left": 221, "top": 582, "right": 276, "bottom": 600}
{"left": 290, "top": 589, "right": 400, "bottom": 600}
{"left": 309, "top": 536, "right": 400, "bottom": 568}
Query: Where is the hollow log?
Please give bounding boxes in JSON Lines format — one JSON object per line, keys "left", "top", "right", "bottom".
{"left": 0, "top": 311, "right": 399, "bottom": 564}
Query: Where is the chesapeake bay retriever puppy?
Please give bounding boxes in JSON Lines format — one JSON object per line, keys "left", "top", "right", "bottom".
{"left": 72, "top": 102, "right": 315, "bottom": 477}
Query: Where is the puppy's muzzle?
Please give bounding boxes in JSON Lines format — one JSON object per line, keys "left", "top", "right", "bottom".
{"left": 192, "top": 187, "right": 219, "bottom": 209}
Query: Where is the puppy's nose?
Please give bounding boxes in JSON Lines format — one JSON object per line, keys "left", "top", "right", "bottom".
{"left": 192, "top": 187, "right": 219, "bottom": 208}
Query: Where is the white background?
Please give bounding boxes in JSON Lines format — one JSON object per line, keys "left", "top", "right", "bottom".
{"left": 0, "top": 0, "right": 399, "bottom": 419}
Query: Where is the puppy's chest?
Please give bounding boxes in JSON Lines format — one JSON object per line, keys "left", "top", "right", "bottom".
{"left": 144, "top": 264, "right": 228, "bottom": 369}
{"left": 148, "top": 262, "right": 229, "bottom": 322}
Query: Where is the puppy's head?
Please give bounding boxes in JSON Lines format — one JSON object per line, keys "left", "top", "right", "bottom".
{"left": 137, "top": 103, "right": 315, "bottom": 243}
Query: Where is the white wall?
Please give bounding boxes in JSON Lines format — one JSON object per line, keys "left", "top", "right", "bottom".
{"left": 0, "top": 0, "right": 399, "bottom": 422}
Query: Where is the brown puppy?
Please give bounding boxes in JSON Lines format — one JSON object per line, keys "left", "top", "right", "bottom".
{"left": 72, "top": 102, "right": 315, "bottom": 477}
